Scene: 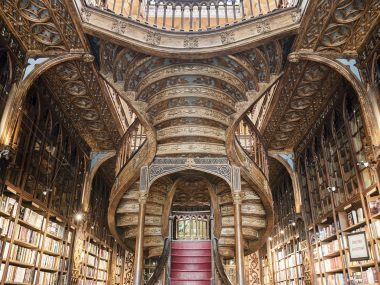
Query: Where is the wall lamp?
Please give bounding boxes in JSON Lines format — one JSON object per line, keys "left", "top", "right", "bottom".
{"left": 326, "top": 186, "right": 336, "bottom": 193}
{"left": 357, "top": 161, "right": 370, "bottom": 168}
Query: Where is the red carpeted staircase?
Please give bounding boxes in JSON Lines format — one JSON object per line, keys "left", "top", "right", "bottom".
{"left": 170, "top": 240, "right": 212, "bottom": 285}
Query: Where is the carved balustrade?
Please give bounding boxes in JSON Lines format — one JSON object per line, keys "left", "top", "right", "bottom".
{"left": 115, "top": 118, "right": 147, "bottom": 174}
{"left": 104, "top": 81, "right": 137, "bottom": 132}
{"left": 83, "top": 0, "right": 298, "bottom": 31}
{"left": 235, "top": 115, "right": 269, "bottom": 179}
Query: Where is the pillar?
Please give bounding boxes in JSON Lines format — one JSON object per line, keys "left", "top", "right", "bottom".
{"left": 233, "top": 192, "right": 245, "bottom": 285}
{"left": 232, "top": 166, "right": 245, "bottom": 285}
{"left": 133, "top": 166, "right": 149, "bottom": 285}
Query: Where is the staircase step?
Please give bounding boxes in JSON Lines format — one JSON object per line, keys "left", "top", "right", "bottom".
{"left": 171, "top": 249, "right": 211, "bottom": 256}
{"left": 171, "top": 279, "right": 211, "bottom": 285}
{"left": 171, "top": 263, "right": 211, "bottom": 271}
{"left": 171, "top": 256, "right": 211, "bottom": 263}
{"left": 171, "top": 241, "right": 211, "bottom": 249}
{"left": 171, "top": 271, "right": 211, "bottom": 279}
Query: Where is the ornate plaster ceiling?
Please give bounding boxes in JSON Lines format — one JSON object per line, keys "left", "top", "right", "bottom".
{"left": 44, "top": 61, "right": 120, "bottom": 150}
{"left": 262, "top": 61, "right": 342, "bottom": 150}
{"left": 0, "top": 0, "right": 86, "bottom": 53}
{"left": 262, "top": 0, "right": 380, "bottom": 151}
{"left": 296, "top": 0, "right": 379, "bottom": 53}
{"left": 98, "top": 37, "right": 288, "bottom": 156}
{"left": 172, "top": 177, "right": 210, "bottom": 209}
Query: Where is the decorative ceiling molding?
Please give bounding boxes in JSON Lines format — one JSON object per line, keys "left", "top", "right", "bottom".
{"left": 0, "top": 0, "right": 85, "bottom": 54}
{"left": 296, "top": 0, "right": 380, "bottom": 53}
{"left": 43, "top": 61, "right": 120, "bottom": 150}
{"left": 263, "top": 61, "right": 341, "bottom": 150}
{"left": 0, "top": 18, "right": 26, "bottom": 79}
{"left": 262, "top": 0, "right": 380, "bottom": 151}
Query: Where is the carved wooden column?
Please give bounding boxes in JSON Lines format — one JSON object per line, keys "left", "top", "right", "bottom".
{"left": 215, "top": 5, "right": 219, "bottom": 26}
{"left": 137, "top": 0, "right": 142, "bottom": 19}
{"left": 128, "top": 0, "right": 134, "bottom": 17}
{"left": 207, "top": 5, "right": 211, "bottom": 28}
{"left": 163, "top": 5, "right": 167, "bottom": 27}
{"left": 171, "top": 6, "right": 176, "bottom": 28}
{"left": 154, "top": 3, "right": 159, "bottom": 25}
{"left": 232, "top": 166, "right": 245, "bottom": 285}
{"left": 180, "top": 6, "right": 185, "bottom": 30}
{"left": 133, "top": 166, "right": 149, "bottom": 285}
{"left": 257, "top": 0, "right": 262, "bottom": 14}
{"left": 232, "top": 0, "right": 236, "bottom": 21}
{"left": 224, "top": 2, "right": 228, "bottom": 23}
{"left": 198, "top": 6, "right": 202, "bottom": 30}
{"left": 145, "top": 1, "right": 150, "bottom": 21}
{"left": 189, "top": 7, "right": 193, "bottom": 30}
{"left": 240, "top": 0, "right": 245, "bottom": 18}
{"left": 233, "top": 191, "right": 245, "bottom": 285}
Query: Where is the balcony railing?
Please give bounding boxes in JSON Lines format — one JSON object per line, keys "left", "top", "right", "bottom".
{"left": 235, "top": 115, "right": 268, "bottom": 178}
{"left": 104, "top": 80, "right": 137, "bottom": 132}
{"left": 84, "top": 0, "right": 298, "bottom": 31}
{"left": 116, "top": 118, "right": 146, "bottom": 174}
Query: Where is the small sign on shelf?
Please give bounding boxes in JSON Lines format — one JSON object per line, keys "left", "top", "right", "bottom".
{"left": 347, "top": 231, "right": 370, "bottom": 261}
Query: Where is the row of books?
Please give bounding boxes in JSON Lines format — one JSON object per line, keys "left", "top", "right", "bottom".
{"left": 98, "top": 259, "right": 108, "bottom": 270}
{"left": 0, "top": 264, "right": 66, "bottom": 284}
{"left": 349, "top": 267, "right": 378, "bottom": 284}
{"left": 46, "top": 221, "right": 65, "bottom": 239}
{"left": 15, "top": 224, "right": 43, "bottom": 246}
{"left": 39, "top": 253, "right": 60, "bottom": 270}
{"left": 338, "top": 208, "right": 365, "bottom": 230}
{"left": 78, "top": 280, "right": 107, "bottom": 285}
{"left": 320, "top": 239, "right": 340, "bottom": 256}
{"left": 316, "top": 273, "right": 345, "bottom": 285}
{"left": 19, "top": 206, "right": 45, "bottom": 230}
{"left": 6, "top": 243, "right": 37, "bottom": 265}
{"left": 314, "top": 256, "right": 343, "bottom": 274}
{"left": 44, "top": 236, "right": 62, "bottom": 254}
{"left": 318, "top": 223, "right": 336, "bottom": 240}
{"left": 0, "top": 217, "right": 13, "bottom": 237}
{"left": 368, "top": 195, "right": 380, "bottom": 216}
{"left": 35, "top": 271, "right": 59, "bottom": 285}
{"left": 99, "top": 248, "right": 109, "bottom": 260}
{"left": 274, "top": 259, "right": 285, "bottom": 271}
{"left": 0, "top": 195, "right": 18, "bottom": 217}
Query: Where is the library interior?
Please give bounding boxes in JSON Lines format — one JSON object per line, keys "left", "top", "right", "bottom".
{"left": 0, "top": 0, "right": 379, "bottom": 284}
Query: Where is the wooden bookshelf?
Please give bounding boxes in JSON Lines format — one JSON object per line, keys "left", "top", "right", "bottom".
{"left": 295, "top": 89, "right": 380, "bottom": 285}
{"left": 0, "top": 186, "right": 75, "bottom": 285}
{"left": 263, "top": 162, "right": 310, "bottom": 285}
{"left": 77, "top": 234, "right": 111, "bottom": 285}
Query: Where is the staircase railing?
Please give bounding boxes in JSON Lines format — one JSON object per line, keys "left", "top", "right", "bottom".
{"left": 212, "top": 238, "right": 232, "bottom": 285}
{"left": 83, "top": 0, "right": 299, "bottom": 31}
{"left": 147, "top": 237, "right": 171, "bottom": 285}
{"left": 235, "top": 114, "right": 269, "bottom": 179}
{"left": 115, "top": 118, "right": 146, "bottom": 174}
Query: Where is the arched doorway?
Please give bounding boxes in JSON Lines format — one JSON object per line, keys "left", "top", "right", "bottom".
{"left": 172, "top": 176, "right": 212, "bottom": 241}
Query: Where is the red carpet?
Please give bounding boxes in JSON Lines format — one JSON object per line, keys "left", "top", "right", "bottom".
{"left": 171, "top": 240, "right": 212, "bottom": 285}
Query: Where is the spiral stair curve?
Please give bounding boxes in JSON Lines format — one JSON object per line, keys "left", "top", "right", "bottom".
{"left": 97, "top": 31, "right": 290, "bottom": 282}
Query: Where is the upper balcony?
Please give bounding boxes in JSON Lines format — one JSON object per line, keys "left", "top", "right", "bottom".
{"left": 77, "top": 0, "right": 303, "bottom": 57}
{"left": 84, "top": 0, "right": 298, "bottom": 32}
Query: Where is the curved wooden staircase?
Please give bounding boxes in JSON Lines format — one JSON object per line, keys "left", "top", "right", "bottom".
{"left": 94, "top": 32, "right": 289, "bottom": 284}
